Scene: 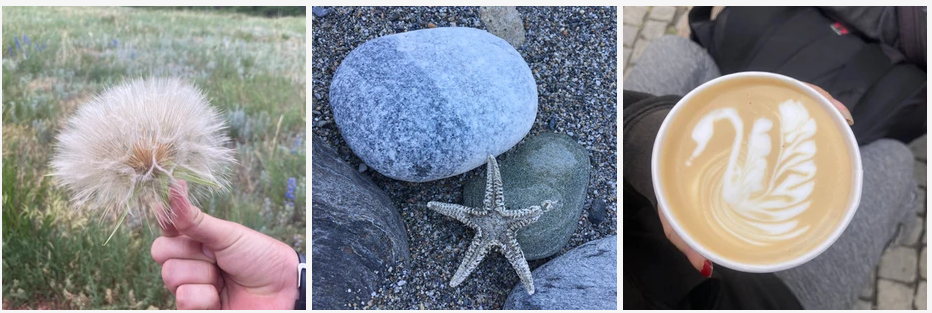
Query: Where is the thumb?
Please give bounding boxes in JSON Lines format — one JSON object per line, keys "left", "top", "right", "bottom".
{"left": 169, "top": 180, "right": 244, "bottom": 251}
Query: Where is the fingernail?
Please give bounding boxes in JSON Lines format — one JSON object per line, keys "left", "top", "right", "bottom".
{"left": 701, "top": 260, "right": 713, "bottom": 278}
{"left": 834, "top": 100, "right": 854, "bottom": 125}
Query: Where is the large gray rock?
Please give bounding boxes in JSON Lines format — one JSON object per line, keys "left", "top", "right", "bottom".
{"left": 463, "top": 132, "right": 590, "bottom": 260}
{"left": 329, "top": 27, "right": 538, "bottom": 182}
{"left": 504, "top": 236, "right": 617, "bottom": 310}
{"left": 311, "top": 137, "right": 410, "bottom": 309}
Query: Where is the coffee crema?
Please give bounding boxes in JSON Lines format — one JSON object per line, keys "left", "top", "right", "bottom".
{"left": 657, "top": 76, "right": 854, "bottom": 265}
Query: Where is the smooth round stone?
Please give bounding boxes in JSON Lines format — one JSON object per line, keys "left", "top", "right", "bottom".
{"left": 311, "top": 136, "right": 410, "bottom": 309}
{"left": 463, "top": 132, "right": 590, "bottom": 260}
{"left": 329, "top": 27, "right": 538, "bottom": 182}
{"left": 504, "top": 236, "right": 617, "bottom": 310}
{"left": 588, "top": 199, "right": 606, "bottom": 225}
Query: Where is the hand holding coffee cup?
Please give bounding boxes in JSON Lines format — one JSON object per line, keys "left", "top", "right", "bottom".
{"left": 652, "top": 72, "right": 863, "bottom": 273}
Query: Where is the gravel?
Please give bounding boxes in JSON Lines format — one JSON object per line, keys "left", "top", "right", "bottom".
{"left": 312, "top": 6, "right": 617, "bottom": 309}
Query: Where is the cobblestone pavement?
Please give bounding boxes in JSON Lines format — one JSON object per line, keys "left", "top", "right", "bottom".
{"left": 622, "top": 6, "right": 928, "bottom": 310}
{"left": 863, "top": 134, "right": 927, "bottom": 310}
{"left": 622, "top": 6, "right": 691, "bottom": 78}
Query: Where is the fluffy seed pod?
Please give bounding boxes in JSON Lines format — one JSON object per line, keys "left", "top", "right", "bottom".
{"left": 50, "top": 77, "right": 234, "bottom": 234}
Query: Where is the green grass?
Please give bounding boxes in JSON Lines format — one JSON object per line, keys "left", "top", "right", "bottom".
{"left": 2, "top": 7, "right": 306, "bottom": 309}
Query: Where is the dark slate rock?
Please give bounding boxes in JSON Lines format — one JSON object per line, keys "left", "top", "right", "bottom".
{"left": 504, "top": 236, "right": 617, "bottom": 310}
{"left": 329, "top": 27, "right": 538, "bottom": 182}
{"left": 311, "top": 136, "right": 410, "bottom": 309}
{"left": 464, "top": 132, "right": 590, "bottom": 260}
{"left": 588, "top": 199, "right": 606, "bottom": 225}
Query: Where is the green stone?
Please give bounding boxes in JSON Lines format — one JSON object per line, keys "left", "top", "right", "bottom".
{"left": 463, "top": 132, "right": 590, "bottom": 260}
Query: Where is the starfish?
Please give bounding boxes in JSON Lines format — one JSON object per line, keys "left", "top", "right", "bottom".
{"left": 427, "top": 154, "right": 556, "bottom": 295}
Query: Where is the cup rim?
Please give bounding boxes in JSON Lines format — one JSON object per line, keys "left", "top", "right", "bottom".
{"left": 650, "top": 71, "right": 864, "bottom": 273}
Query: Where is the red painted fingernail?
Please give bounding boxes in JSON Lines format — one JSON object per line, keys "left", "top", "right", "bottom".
{"left": 701, "top": 260, "right": 713, "bottom": 278}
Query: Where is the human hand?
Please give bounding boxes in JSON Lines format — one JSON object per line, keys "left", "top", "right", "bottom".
{"left": 660, "top": 82, "right": 853, "bottom": 276}
{"left": 151, "top": 180, "right": 298, "bottom": 309}
{"left": 804, "top": 83, "right": 854, "bottom": 126}
{"left": 657, "top": 207, "right": 713, "bottom": 276}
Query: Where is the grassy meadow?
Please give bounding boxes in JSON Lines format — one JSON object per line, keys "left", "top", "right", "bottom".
{"left": 1, "top": 7, "right": 306, "bottom": 309}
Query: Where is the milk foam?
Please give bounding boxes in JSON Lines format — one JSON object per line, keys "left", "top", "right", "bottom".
{"left": 687, "top": 100, "right": 817, "bottom": 246}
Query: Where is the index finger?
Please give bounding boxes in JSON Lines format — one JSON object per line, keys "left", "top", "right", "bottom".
{"left": 804, "top": 83, "right": 853, "bottom": 125}
{"left": 804, "top": 83, "right": 834, "bottom": 101}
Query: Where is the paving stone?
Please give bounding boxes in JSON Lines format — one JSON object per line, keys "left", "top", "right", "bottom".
{"left": 915, "top": 161, "right": 926, "bottom": 189}
{"left": 630, "top": 38, "right": 650, "bottom": 66}
{"left": 623, "top": 6, "right": 649, "bottom": 26}
{"left": 648, "top": 6, "right": 677, "bottom": 22}
{"left": 623, "top": 25, "right": 639, "bottom": 47}
{"left": 860, "top": 269, "right": 876, "bottom": 299}
{"left": 921, "top": 247, "right": 927, "bottom": 279}
{"left": 640, "top": 20, "right": 668, "bottom": 41}
{"left": 879, "top": 246, "right": 919, "bottom": 283}
{"left": 675, "top": 7, "right": 692, "bottom": 37}
{"left": 910, "top": 135, "right": 927, "bottom": 162}
{"left": 623, "top": 47, "right": 631, "bottom": 68}
{"left": 852, "top": 299, "right": 872, "bottom": 310}
{"left": 916, "top": 281, "right": 927, "bottom": 309}
{"left": 877, "top": 279, "right": 915, "bottom": 310}
{"left": 896, "top": 215, "right": 924, "bottom": 246}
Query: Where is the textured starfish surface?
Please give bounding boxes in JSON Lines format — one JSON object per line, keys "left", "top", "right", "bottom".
{"left": 427, "top": 155, "right": 556, "bottom": 295}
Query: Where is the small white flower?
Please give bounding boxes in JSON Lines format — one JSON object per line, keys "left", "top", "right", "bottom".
{"left": 50, "top": 77, "right": 234, "bottom": 230}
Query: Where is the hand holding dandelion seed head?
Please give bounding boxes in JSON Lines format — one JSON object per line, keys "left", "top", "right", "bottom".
{"left": 150, "top": 180, "right": 299, "bottom": 310}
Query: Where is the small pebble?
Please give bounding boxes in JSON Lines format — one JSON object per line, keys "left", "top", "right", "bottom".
{"left": 398, "top": 280, "right": 407, "bottom": 286}
{"left": 588, "top": 199, "right": 606, "bottom": 225}
{"left": 359, "top": 163, "right": 368, "bottom": 172}
{"left": 312, "top": 7, "right": 330, "bottom": 18}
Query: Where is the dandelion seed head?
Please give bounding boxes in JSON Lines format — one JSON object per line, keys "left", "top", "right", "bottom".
{"left": 50, "top": 77, "right": 235, "bottom": 227}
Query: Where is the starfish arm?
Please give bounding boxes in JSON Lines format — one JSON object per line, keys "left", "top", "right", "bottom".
{"left": 450, "top": 233, "right": 492, "bottom": 287}
{"left": 427, "top": 201, "right": 487, "bottom": 225}
{"left": 483, "top": 155, "right": 505, "bottom": 209}
{"left": 503, "top": 231, "right": 536, "bottom": 295}
{"left": 498, "top": 205, "right": 542, "bottom": 218}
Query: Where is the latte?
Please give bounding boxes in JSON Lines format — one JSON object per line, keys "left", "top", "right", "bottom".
{"left": 653, "top": 74, "right": 860, "bottom": 268}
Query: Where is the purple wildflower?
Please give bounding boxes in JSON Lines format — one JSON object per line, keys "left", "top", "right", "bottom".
{"left": 285, "top": 177, "right": 297, "bottom": 201}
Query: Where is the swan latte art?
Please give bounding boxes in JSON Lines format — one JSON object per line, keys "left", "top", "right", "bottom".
{"left": 655, "top": 75, "right": 858, "bottom": 267}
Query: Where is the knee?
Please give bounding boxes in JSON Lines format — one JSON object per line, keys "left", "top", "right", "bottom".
{"left": 860, "top": 139, "right": 917, "bottom": 196}
{"left": 863, "top": 139, "right": 915, "bottom": 173}
{"left": 648, "top": 35, "right": 707, "bottom": 56}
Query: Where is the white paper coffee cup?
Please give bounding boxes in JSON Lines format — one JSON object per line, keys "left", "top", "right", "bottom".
{"left": 650, "top": 71, "right": 864, "bottom": 273}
